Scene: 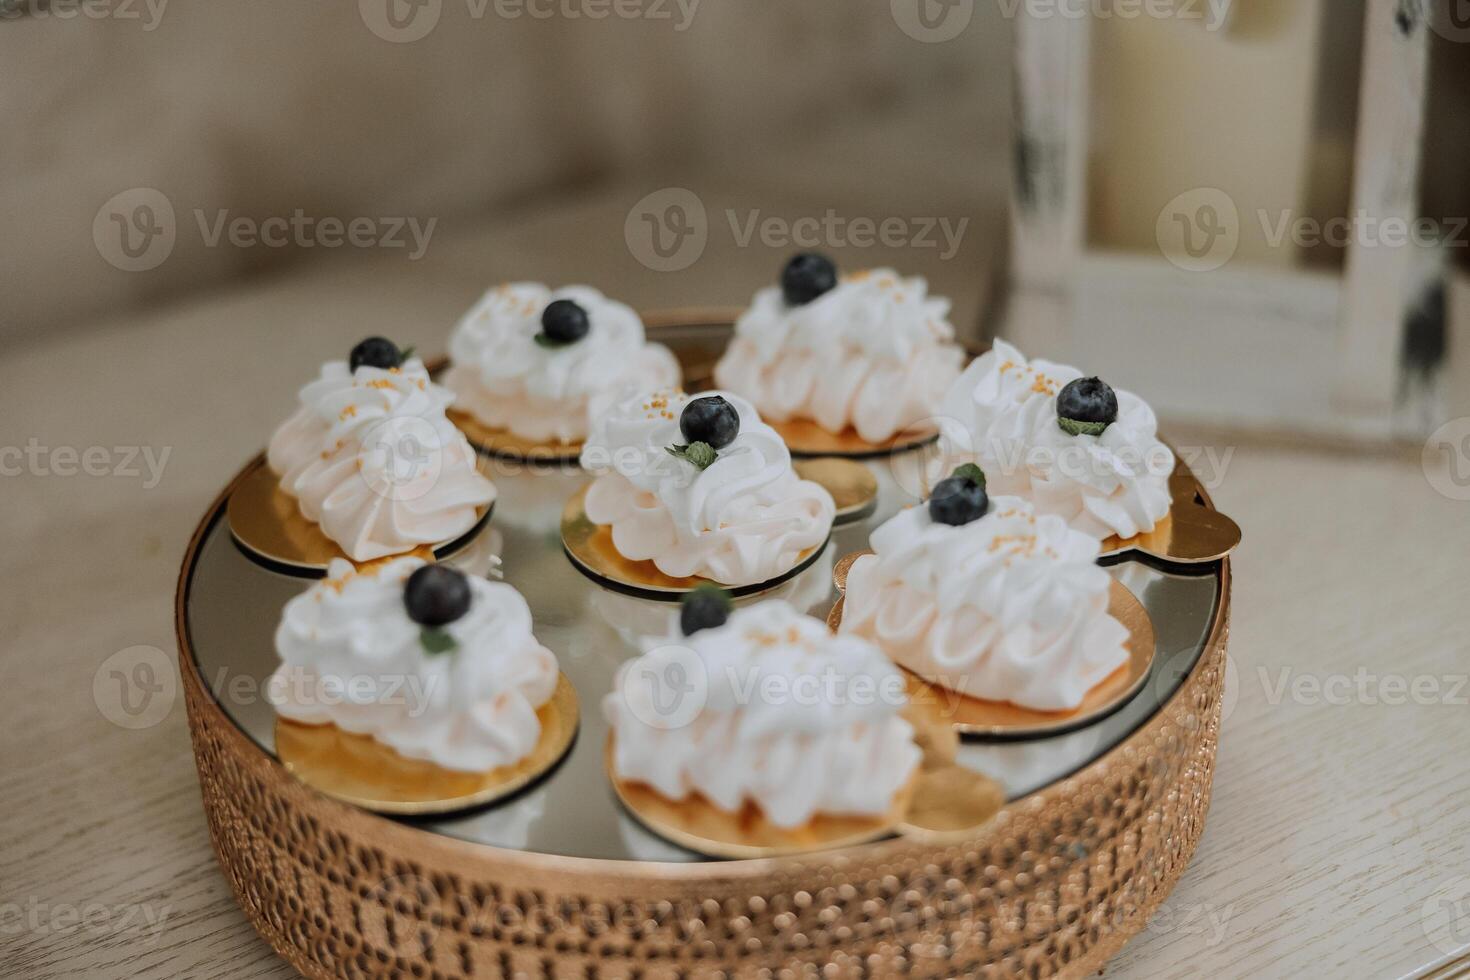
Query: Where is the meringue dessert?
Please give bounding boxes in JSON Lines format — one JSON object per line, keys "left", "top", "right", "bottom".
{"left": 839, "top": 467, "right": 1130, "bottom": 712}
{"left": 577, "top": 389, "right": 835, "bottom": 587}
{"left": 443, "top": 283, "right": 680, "bottom": 446}
{"left": 714, "top": 253, "right": 965, "bottom": 445}
{"left": 605, "top": 591, "right": 922, "bottom": 829}
{"left": 267, "top": 337, "right": 497, "bottom": 562}
{"left": 937, "top": 340, "right": 1174, "bottom": 542}
{"left": 270, "top": 557, "right": 561, "bottom": 773}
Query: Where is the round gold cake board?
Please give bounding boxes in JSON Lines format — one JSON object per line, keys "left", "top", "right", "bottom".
{"left": 227, "top": 457, "right": 493, "bottom": 575}
{"left": 606, "top": 703, "right": 1003, "bottom": 859}
{"left": 559, "top": 484, "right": 830, "bottom": 600}
{"left": 448, "top": 408, "right": 585, "bottom": 465}
{"left": 274, "top": 673, "right": 579, "bottom": 816}
{"left": 769, "top": 416, "right": 938, "bottom": 459}
{"left": 828, "top": 571, "right": 1156, "bottom": 739}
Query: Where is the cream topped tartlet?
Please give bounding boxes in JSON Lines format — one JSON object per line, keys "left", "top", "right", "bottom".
{"left": 937, "top": 340, "right": 1174, "bottom": 541}
{"left": 605, "top": 593, "right": 921, "bottom": 828}
{"left": 840, "top": 468, "right": 1129, "bottom": 712}
{"left": 268, "top": 337, "right": 496, "bottom": 562}
{"left": 443, "top": 283, "right": 680, "bottom": 445}
{"left": 579, "top": 389, "right": 835, "bottom": 586}
{"left": 270, "top": 557, "right": 559, "bottom": 772}
{"left": 714, "top": 253, "right": 964, "bottom": 444}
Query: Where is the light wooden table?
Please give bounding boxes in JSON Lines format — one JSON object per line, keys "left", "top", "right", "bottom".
{"left": 4, "top": 200, "right": 1469, "bottom": 978}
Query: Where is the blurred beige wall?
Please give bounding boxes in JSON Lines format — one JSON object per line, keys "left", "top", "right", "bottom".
{"left": 1, "top": 0, "right": 994, "bottom": 342}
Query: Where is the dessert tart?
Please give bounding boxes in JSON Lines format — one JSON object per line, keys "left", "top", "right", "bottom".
{"left": 832, "top": 466, "right": 1156, "bottom": 737}
{"left": 604, "top": 591, "right": 1003, "bottom": 857}
{"left": 936, "top": 340, "right": 1240, "bottom": 563}
{"left": 270, "top": 557, "right": 577, "bottom": 814}
{"left": 443, "top": 283, "right": 680, "bottom": 460}
{"left": 564, "top": 389, "right": 836, "bottom": 597}
{"left": 714, "top": 253, "right": 965, "bottom": 457}
{"left": 231, "top": 337, "right": 496, "bottom": 571}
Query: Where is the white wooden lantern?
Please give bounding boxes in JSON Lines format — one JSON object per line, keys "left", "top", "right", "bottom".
{"left": 1003, "top": 0, "right": 1442, "bottom": 441}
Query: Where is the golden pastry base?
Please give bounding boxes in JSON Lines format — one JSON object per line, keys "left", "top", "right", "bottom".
{"left": 827, "top": 579, "right": 1156, "bottom": 738}
{"left": 559, "top": 484, "right": 829, "bottom": 600}
{"left": 607, "top": 702, "right": 1004, "bottom": 859}
{"left": 447, "top": 409, "right": 585, "bottom": 464}
{"left": 274, "top": 674, "right": 579, "bottom": 816}
{"left": 226, "top": 457, "right": 492, "bottom": 574}
{"left": 181, "top": 336, "right": 1232, "bottom": 979}
{"left": 769, "top": 416, "right": 938, "bottom": 459}
{"left": 608, "top": 743, "right": 910, "bottom": 860}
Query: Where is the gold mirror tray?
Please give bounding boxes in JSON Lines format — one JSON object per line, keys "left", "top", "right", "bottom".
{"left": 177, "top": 314, "right": 1232, "bottom": 978}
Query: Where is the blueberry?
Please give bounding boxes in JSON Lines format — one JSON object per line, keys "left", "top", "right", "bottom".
{"left": 350, "top": 337, "right": 403, "bottom": 372}
{"left": 539, "top": 299, "right": 590, "bottom": 345}
{"left": 680, "top": 585, "right": 732, "bottom": 637}
{"left": 928, "top": 476, "right": 989, "bottom": 527}
{"left": 679, "top": 395, "right": 740, "bottom": 450}
{"left": 403, "top": 565, "right": 472, "bottom": 628}
{"left": 780, "top": 252, "right": 838, "bottom": 306}
{"left": 1056, "top": 377, "right": 1118, "bottom": 431}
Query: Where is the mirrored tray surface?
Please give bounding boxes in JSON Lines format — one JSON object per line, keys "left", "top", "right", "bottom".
{"left": 181, "top": 319, "right": 1224, "bottom": 863}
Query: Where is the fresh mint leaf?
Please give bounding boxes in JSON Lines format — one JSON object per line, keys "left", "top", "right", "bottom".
{"left": 1057, "top": 418, "right": 1110, "bottom": 437}
{"left": 952, "top": 463, "right": 987, "bottom": 489}
{"left": 420, "top": 627, "right": 458, "bottom": 655}
{"left": 665, "top": 441, "right": 718, "bottom": 470}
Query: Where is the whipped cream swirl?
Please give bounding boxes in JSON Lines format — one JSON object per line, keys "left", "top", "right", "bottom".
{"left": 268, "top": 357, "right": 496, "bottom": 562}
{"left": 444, "top": 283, "right": 681, "bottom": 444}
{"left": 270, "top": 557, "right": 559, "bottom": 772}
{"left": 937, "top": 340, "right": 1174, "bottom": 540}
{"left": 579, "top": 390, "right": 835, "bottom": 586}
{"left": 840, "top": 497, "right": 1129, "bottom": 711}
{"left": 714, "top": 270, "right": 964, "bottom": 443}
{"left": 604, "top": 600, "right": 921, "bottom": 827}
